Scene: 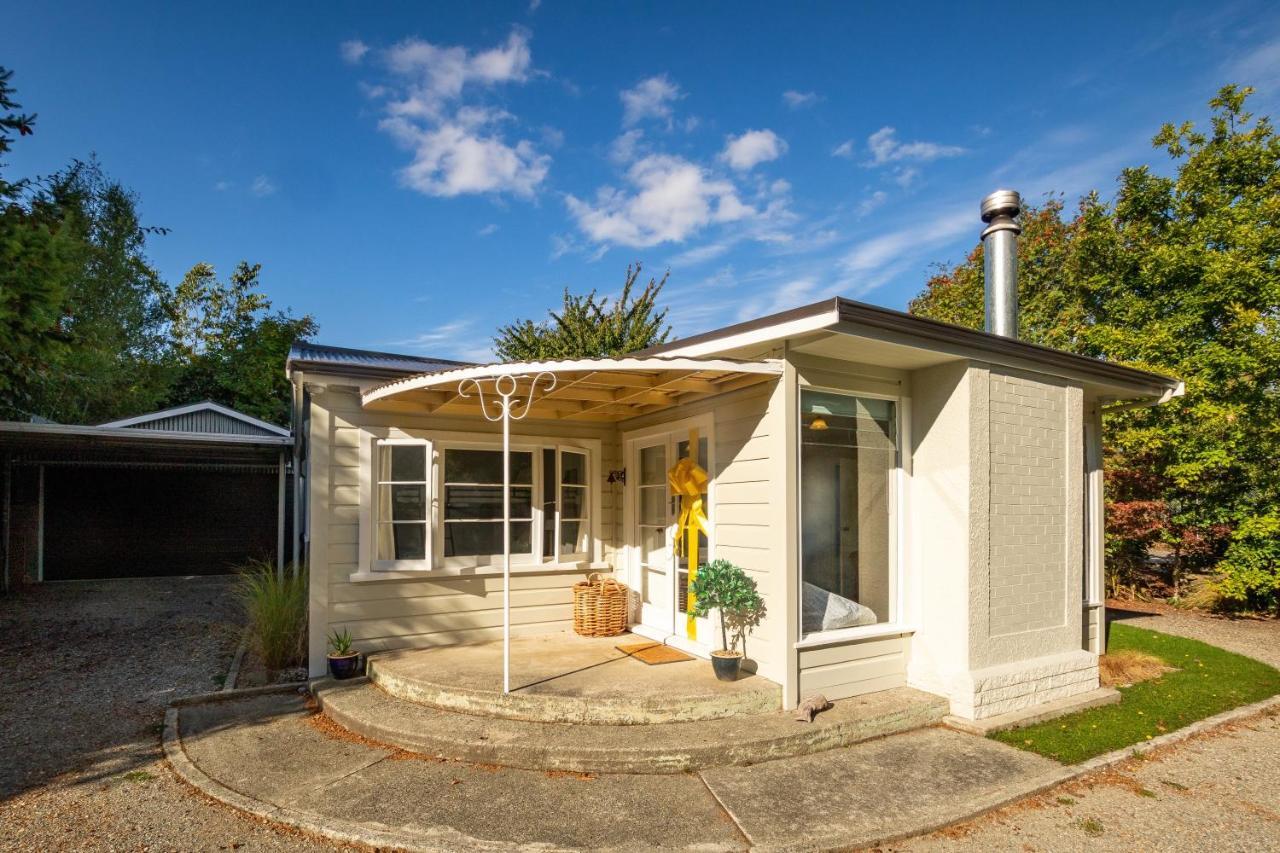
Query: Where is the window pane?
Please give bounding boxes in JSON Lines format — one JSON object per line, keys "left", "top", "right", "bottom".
{"left": 445, "top": 449, "right": 532, "bottom": 484}
{"left": 560, "top": 520, "right": 584, "bottom": 554}
{"left": 389, "top": 445, "right": 426, "bottom": 482}
{"left": 561, "top": 450, "right": 587, "bottom": 485}
{"left": 639, "top": 486, "right": 666, "bottom": 526}
{"left": 378, "top": 523, "right": 425, "bottom": 560}
{"left": 380, "top": 484, "right": 426, "bottom": 521}
{"left": 800, "top": 390, "right": 895, "bottom": 635}
{"left": 444, "top": 485, "right": 532, "bottom": 520}
{"left": 561, "top": 484, "right": 586, "bottom": 519}
{"left": 639, "top": 445, "right": 666, "bottom": 485}
{"left": 444, "top": 521, "right": 532, "bottom": 556}
{"left": 676, "top": 437, "right": 709, "bottom": 467}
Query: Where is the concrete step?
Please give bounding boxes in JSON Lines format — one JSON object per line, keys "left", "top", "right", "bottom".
{"left": 313, "top": 677, "right": 949, "bottom": 774}
{"left": 367, "top": 643, "right": 783, "bottom": 724}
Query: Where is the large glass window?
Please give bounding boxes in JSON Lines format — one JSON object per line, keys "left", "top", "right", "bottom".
{"left": 443, "top": 449, "right": 534, "bottom": 558}
{"left": 800, "top": 390, "right": 897, "bottom": 636}
{"left": 377, "top": 443, "right": 429, "bottom": 560}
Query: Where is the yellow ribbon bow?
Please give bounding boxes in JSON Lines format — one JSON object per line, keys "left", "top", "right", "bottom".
{"left": 667, "top": 454, "right": 710, "bottom": 639}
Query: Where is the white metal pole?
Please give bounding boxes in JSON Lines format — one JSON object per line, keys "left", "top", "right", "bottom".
{"left": 502, "top": 394, "right": 511, "bottom": 695}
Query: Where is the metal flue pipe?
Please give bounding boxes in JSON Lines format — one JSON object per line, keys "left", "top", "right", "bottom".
{"left": 981, "top": 189, "right": 1022, "bottom": 338}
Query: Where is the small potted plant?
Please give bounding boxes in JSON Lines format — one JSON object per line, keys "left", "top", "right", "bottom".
{"left": 327, "top": 628, "right": 361, "bottom": 679}
{"left": 689, "top": 559, "right": 766, "bottom": 681}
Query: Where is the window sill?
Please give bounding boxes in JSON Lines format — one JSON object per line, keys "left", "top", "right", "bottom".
{"left": 348, "top": 561, "right": 611, "bottom": 583}
{"left": 794, "top": 623, "right": 916, "bottom": 649}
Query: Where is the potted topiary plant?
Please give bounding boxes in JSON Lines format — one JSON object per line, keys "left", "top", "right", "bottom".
{"left": 327, "top": 628, "right": 361, "bottom": 679}
{"left": 689, "top": 559, "right": 766, "bottom": 681}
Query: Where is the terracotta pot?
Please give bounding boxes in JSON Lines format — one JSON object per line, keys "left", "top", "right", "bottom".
{"left": 711, "top": 650, "right": 743, "bottom": 681}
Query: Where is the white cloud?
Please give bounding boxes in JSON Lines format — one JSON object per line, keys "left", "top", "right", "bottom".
{"left": 719, "top": 129, "right": 787, "bottom": 171}
{"left": 340, "top": 39, "right": 370, "bottom": 65}
{"left": 1225, "top": 34, "right": 1280, "bottom": 89}
{"left": 383, "top": 112, "right": 550, "bottom": 198}
{"left": 894, "top": 167, "right": 920, "bottom": 188}
{"left": 609, "top": 128, "right": 645, "bottom": 164}
{"left": 832, "top": 139, "right": 855, "bottom": 159}
{"left": 478, "top": 223, "right": 499, "bottom": 236}
{"left": 620, "top": 75, "right": 682, "bottom": 126}
{"left": 782, "top": 90, "right": 820, "bottom": 110}
{"left": 529, "top": 0, "right": 542, "bottom": 10}
{"left": 858, "top": 190, "right": 887, "bottom": 216}
{"left": 840, "top": 205, "right": 971, "bottom": 291}
{"left": 388, "top": 320, "right": 472, "bottom": 350}
{"left": 865, "top": 126, "right": 966, "bottom": 165}
{"left": 359, "top": 30, "right": 551, "bottom": 199}
{"left": 213, "top": 180, "right": 231, "bottom": 192}
{"left": 565, "top": 154, "right": 753, "bottom": 247}
{"left": 250, "top": 175, "right": 277, "bottom": 197}
{"left": 384, "top": 30, "right": 533, "bottom": 118}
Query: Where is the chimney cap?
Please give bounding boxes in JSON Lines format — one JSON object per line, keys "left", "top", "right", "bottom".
{"left": 980, "top": 189, "right": 1021, "bottom": 223}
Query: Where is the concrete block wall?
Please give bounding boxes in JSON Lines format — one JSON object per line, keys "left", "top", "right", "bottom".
{"left": 988, "top": 372, "right": 1068, "bottom": 636}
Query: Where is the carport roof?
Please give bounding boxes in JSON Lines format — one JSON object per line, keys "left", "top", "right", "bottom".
{"left": 0, "top": 420, "right": 291, "bottom": 466}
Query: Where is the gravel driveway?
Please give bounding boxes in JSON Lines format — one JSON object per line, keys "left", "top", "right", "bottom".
{"left": 0, "top": 576, "right": 347, "bottom": 851}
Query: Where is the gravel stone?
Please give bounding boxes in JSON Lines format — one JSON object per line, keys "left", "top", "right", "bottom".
{"left": 0, "top": 576, "right": 346, "bottom": 851}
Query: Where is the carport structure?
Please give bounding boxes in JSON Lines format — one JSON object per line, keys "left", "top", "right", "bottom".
{"left": 0, "top": 402, "right": 293, "bottom": 589}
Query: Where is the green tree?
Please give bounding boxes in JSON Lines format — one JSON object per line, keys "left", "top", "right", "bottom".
{"left": 910, "top": 85, "right": 1280, "bottom": 611}
{"left": 24, "top": 159, "right": 173, "bottom": 423}
{"left": 493, "top": 263, "right": 672, "bottom": 361}
{"left": 165, "top": 261, "right": 316, "bottom": 425}
{"left": 0, "top": 67, "right": 79, "bottom": 416}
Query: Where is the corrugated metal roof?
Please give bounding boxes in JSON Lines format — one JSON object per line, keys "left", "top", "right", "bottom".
{"left": 99, "top": 401, "right": 291, "bottom": 437}
{"left": 287, "top": 341, "right": 472, "bottom": 378}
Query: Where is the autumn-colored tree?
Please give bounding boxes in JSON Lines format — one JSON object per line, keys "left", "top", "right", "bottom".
{"left": 911, "top": 85, "right": 1280, "bottom": 611}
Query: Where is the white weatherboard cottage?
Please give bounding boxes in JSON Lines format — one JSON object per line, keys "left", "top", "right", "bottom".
{"left": 288, "top": 193, "right": 1181, "bottom": 721}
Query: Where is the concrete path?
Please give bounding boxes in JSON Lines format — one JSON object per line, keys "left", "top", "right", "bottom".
{"left": 173, "top": 692, "right": 1061, "bottom": 851}
{"left": 893, "top": 608, "right": 1280, "bottom": 852}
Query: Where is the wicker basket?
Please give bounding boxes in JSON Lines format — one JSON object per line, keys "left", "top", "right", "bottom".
{"left": 572, "top": 573, "right": 630, "bottom": 637}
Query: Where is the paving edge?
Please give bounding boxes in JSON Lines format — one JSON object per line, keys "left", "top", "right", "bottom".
{"left": 162, "top": 705, "right": 554, "bottom": 853}
{"left": 162, "top": 689, "right": 1280, "bottom": 853}
{"left": 753, "top": 690, "right": 1280, "bottom": 853}
{"left": 170, "top": 681, "right": 306, "bottom": 708}
{"left": 221, "top": 627, "right": 251, "bottom": 693}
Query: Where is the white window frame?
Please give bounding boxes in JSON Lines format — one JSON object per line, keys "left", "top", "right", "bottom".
{"left": 435, "top": 442, "right": 539, "bottom": 570}
{"left": 374, "top": 438, "right": 433, "bottom": 566}
{"left": 794, "top": 384, "right": 910, "bottom": 648}
{"left": 357, "top": 428, "right": 602, "bottom": 577}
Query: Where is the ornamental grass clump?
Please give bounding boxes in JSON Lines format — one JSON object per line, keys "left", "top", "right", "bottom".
{"left": 235, "top": 559, "right": 307, "bottom": 672}
{"left": 689, "top": 559, "right": 766, "bottom": 655}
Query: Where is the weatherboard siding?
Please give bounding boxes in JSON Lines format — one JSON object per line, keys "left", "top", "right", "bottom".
{"left": 309, "top": 385, "right": 619, "bottom": 666}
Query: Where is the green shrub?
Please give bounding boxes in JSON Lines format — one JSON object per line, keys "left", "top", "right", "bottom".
{"left": 235, "top": 560, "right": 307, "bottom": 671}
{"left": 1215, "top": 513, "right": 1280, "bottom": 613}
{"left": 688, "top": 559, "right": 765, "bottom": 654}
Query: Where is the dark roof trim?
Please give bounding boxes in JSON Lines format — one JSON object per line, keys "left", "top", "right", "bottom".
{"left": 287, "top": 341, "right": 473, "bottom": 380}
{"left": 638, "top": 296, "right": 1180, "bottom": 392}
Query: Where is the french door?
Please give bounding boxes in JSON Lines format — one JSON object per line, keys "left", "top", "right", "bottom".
{"left": 628, "top": 427, "right": 711, "bottom": 650}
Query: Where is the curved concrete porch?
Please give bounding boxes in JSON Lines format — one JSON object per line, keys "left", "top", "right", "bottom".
{"left": 367, "top": 631, "right": 782, "bottom": 724}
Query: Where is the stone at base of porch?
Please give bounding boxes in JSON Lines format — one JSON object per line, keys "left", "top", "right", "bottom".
{"left": 945, "top": 649, "right": 1102, "bottom": 721}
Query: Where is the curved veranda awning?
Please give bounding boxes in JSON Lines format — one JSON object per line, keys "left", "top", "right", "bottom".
{"left": 362, "top": 356, "right": 783, "bottom": 421}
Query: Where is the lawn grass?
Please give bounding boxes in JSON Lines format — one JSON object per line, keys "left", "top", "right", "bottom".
{"left": 991, "top": 623, "right": 1280, "bottom": 764}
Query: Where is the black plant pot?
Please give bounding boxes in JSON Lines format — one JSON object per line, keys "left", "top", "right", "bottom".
{"left": 711, "top": 651, "right": 743, "bottom": 682}
{"left": 328, "top": 653, "right": 361, "bottom": 680}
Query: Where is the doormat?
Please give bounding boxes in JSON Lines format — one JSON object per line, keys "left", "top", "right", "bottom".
{"left": 615, "top": 641, "right": 694, "bottom": 665}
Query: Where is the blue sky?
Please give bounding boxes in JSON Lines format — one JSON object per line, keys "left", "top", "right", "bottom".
{"left": 7, "top": 1, "right": 1280, "bottom": 360}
